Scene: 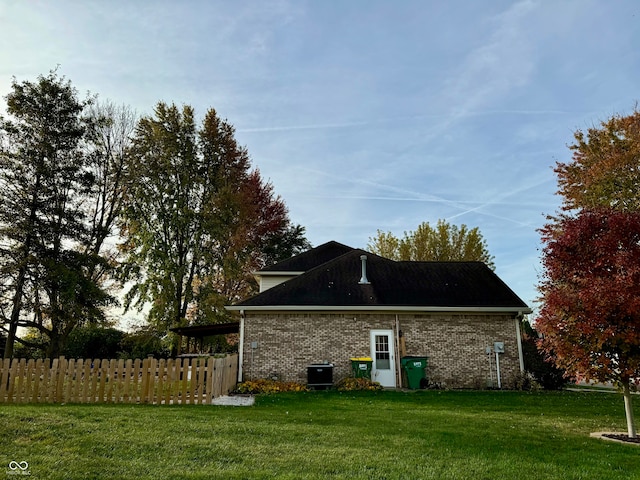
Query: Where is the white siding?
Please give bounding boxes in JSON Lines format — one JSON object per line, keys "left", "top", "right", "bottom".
{"left": 259, "top": 275, "right": 298, "bottom": 292}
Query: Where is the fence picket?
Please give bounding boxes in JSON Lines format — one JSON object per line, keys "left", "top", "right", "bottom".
{"left": 44, "top": 358, "right": 56, "bottom": 403}
{"left": 23, "top": 360, "right": 34, "bottom": 403}
{"left": 0, "top": 359, "right": 9, "bottom": 401}
{"left": 140, "top": 358, "right": 149, "bottom": 404}
{"left": 165, "top": 359, "right": 175, "bottom": 405}
{"left": 151, "top": 358, "right": 159, "bottom": 404}
{"left": 122, "top": 359, "right": 132, "bottom": 403}
{"left": 56, "top": 358, "right": 67, "bottom": 402}
{"left": 132, "top": 359, "right": 141, "bottom": 404}
{"left": 189, "top": 358, "right": 198, "bottom": 405}
{"left": 33, "top": 359, "right": 43, "bottom": 403}
{"left": 105, "top": 359, "right": 114, "bottom": 403}
{"left": 72, "top": 359, "right": 82, "bottom": 403}
{"left": 14, "top": 359, "right": 25, "bottom": 402}
{"left": 64, "top": 359, "right": 75, "bottom": 403}
{"left": 82, "top": 360, "right": 91, "bottom": 403}
{"left": 180, "top": 358, "right": 188, "bottom": 405}
{"left": 156, "top": 359, "right": 164, "bottom": 404}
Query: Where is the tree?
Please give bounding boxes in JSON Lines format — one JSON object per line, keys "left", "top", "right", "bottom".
{"left": 556, "top": 109, "right": 640, "bottom": 212}
{"left": 0, "top": 71, "right": 115, "bottom": 358}
{"left": 84, "top": 100, "right": 137, "bottom": 283}
{"left": 120, "top": 103, "right": 308, "bottom": 337}
{"left": 119, "top": 326, "right": 170, "bottom": 359}
{"left": 62, "top": 325, "right": 126, "bottom": 359}
{"left": 367, "top": 219, "right": 495, "bottom": 269}
{"left": 536, "top": 210, "right": 640, "bottom": 437}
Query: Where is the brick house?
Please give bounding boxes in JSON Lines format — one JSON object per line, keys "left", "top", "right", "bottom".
{"left": 226, "top": 241, "right": 531, "bottom": 389}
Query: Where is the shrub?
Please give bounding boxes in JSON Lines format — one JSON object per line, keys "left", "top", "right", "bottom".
{"left": 235, "top": 379, "right": 309, "bottom": 394}
{"left": 119, "top": 327, "right": 170, "bottom": 359}
{"left": 63, "top": 326, "right": 127, "bottom": 359}
{"left": 335, "top": 377, "right": 383, "bottom": 391}
{"left": 510, "top": 371, "right": 541, "bottom": 391}
{"left": 521, "top": 320, "right": 568, "bottom": 390}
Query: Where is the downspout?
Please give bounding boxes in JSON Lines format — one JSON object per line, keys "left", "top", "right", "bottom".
{"left": 238, "top": 310, "right": 245, "bottom": 383}
{"left": 395, "top": 314, "right": 402, "bottom": 388}
{"left": 515, "top": 312, "right": 524, "bottom": 373}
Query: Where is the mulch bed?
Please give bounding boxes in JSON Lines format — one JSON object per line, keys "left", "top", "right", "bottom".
{"left": 601, "top": 433, "right": 640, "bottom": 444}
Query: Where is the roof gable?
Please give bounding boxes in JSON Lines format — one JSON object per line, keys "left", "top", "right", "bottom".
{"left": 260, "top": 240, "right": 353, "bottom": 273}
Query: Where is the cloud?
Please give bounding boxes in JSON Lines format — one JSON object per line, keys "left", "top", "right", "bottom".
{"left": 237, "top": 109, "right": 568, "bottom": 134}
{"left": 445, "top": 172, "right": 553, "bottom": 225}
{"left": 419, "top": 0, "right": 540, "bottom": 143}
{"left": 450, "top": 0, "right": 538, "bottom": 108}
{"left": 294, "top": 165, "right": 547, "bottom": 228}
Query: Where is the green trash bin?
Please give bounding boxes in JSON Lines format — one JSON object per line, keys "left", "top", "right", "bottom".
{"left": 401, "top": 356, "right": 428, "bottom": 389}
{"left": 350, "top": 357, "right": 373, "bottom": 379}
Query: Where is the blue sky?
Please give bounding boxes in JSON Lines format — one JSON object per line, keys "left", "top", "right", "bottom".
{"left": 1, "top": 0, "right": 639, "bottom": 314}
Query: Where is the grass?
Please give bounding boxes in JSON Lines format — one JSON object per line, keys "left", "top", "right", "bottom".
{"left": 1, "top": 390, "right": 638, "bottom": 479}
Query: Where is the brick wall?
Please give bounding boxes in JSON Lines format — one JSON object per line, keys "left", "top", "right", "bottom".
{"left": 241, "top": 312, "right": 521, "bottom": 389}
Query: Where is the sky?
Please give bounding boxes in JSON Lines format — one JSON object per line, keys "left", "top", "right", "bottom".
{"left": 1, "top": 0, "right": 639, "bottom": 316}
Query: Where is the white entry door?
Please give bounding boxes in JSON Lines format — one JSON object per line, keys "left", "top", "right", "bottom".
{"left": 370, "top": 330, "right": 396, "bottom": 388}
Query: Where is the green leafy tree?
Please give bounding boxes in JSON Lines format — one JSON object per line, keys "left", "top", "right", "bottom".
{"left": 119, "top": 326, "right": 170, "bottom": 359}
{"left": 120, "top": 103, "right": 308, "bottom": 338}
{"left": 62, "top": 325, "right": 126, "bottom": 359}
{"left": 0, "top": 71, "right": 115, "bottom": 358}
{"left": 556, "top": 110, "right": 640, "bottom": 212}
{"left": 368, "top": 220, "right": 495, "bottom": 269}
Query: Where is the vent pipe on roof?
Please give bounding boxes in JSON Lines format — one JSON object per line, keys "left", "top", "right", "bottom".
{"left": 359, "top": 255, "right": 370, "bottom": 285}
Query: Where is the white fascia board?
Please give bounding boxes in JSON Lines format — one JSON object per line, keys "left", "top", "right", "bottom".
{"left": 251, "top": 271, "right": 305, "bottom": 276}
{"left": 225, "top": 305, "right": 533, "bottom": 314}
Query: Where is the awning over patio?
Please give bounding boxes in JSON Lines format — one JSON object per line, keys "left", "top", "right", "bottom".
{"left": 170, "top": 322, "right": 240, "bottom": 337}
{"left": 170, "top": 322, "right": 240, "bottom": 355}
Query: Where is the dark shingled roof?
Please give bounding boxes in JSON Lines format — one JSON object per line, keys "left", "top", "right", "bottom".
{"left": 260, "top": 240, "right": 354, "bottom": 272}
{"left": 170, "top": 322, "right": 240, "bottom": 337}
{"left": 235, "top": 246, "right": 529, "bottom": 310}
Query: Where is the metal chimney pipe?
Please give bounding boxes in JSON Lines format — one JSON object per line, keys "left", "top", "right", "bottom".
{"left": 359, "top": 255, "right": 370, "bottom": 284}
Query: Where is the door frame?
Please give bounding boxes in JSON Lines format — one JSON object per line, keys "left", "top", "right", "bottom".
{"left": 369, "top": 329, "right": 396, "bottom": 388}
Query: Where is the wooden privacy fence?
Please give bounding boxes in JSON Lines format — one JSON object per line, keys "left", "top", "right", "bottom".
{"left": 0, "top": 355, "right": 238, "bottom": 405}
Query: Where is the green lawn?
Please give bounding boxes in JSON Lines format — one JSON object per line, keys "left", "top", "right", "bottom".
{"left": 0, "top": 390, "right": 637, "bottom": 479}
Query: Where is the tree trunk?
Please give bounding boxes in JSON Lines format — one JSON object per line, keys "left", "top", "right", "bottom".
{"left": 3, "top": 266, "right": 27, "bottom": 359}
{"left": 4, "top": 176, "right": 40, "bottom": 359}
{"left": 623, "top": 380, "right": 637, "bottom": 438}
{"left": 3, "top": 320, "right": 18, "bottom": 359}
{"left": 46, "top": 331, "right": 64, "bottom": 360}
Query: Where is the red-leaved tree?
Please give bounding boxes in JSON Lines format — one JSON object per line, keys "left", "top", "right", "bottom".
{"left": 536, "top": 209, "right": 640, "bottom": 437}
